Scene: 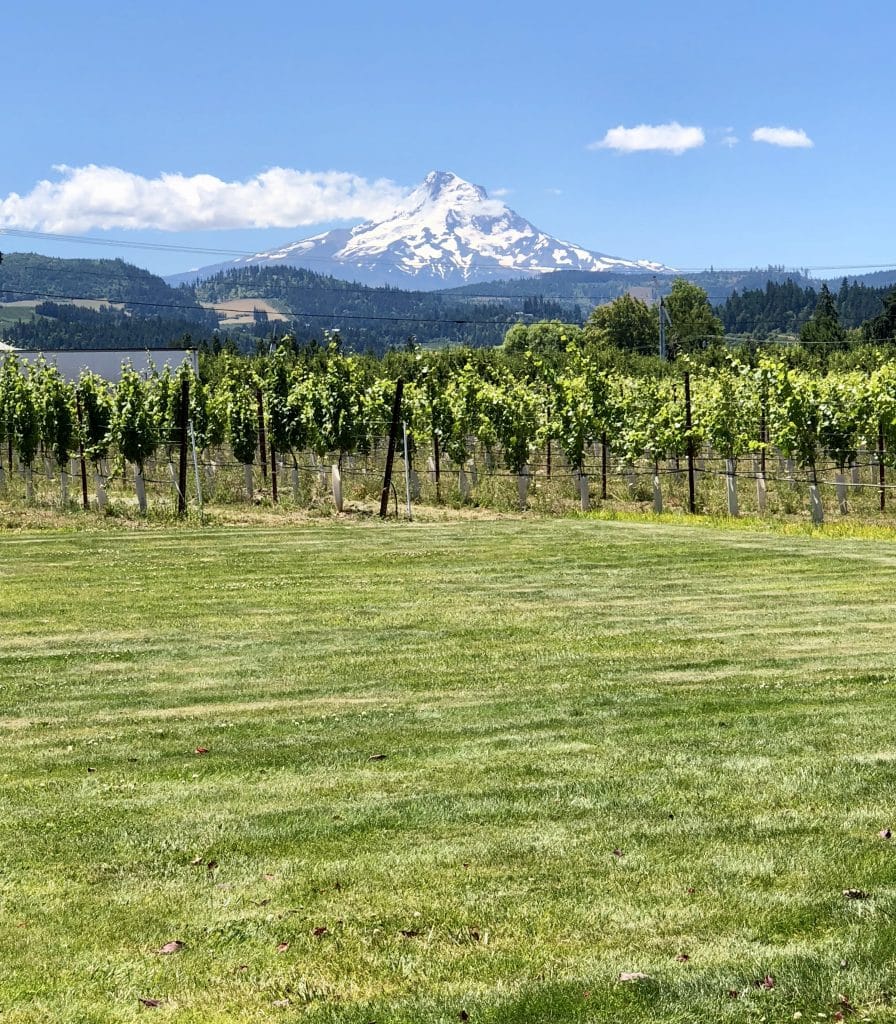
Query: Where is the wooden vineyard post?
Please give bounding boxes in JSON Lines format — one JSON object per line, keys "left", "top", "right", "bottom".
{"left": 256, "top": 389, "right": 268, "bottom": 482}
{"left": 188, "top": 421, "right": 203, "bottom": 521}
{"left": 402, "top": 420, "right": 413, "bottom": 519}
{"left": 75, "top": 393, "right": 89, "bottom": 511}
{"left": 684, "top": 371, "right": 696, "bottom": 514}
{"left": 809, "top": 463, "right": 824, "bottom": 524}
{"left": 757, "top": 411, "right": 768, "bottom": 513}
{"left": 601, "top": 432, "right": 608, "bottom": 500}
{"left": 433, "top": 432, "right": 442, "bottom": 503}
{"left": 177, "top": 374, "right": 189, "bottom": 517}
{"left": 380, "top": 379, "right": 404, "bottom": 517}
{"left": 879, "top": 422, "right": 886, "bottom": 513}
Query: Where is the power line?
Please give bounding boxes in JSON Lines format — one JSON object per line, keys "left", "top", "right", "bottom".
{"left": 0, "top": 286, "right": 519, "bottom": 328}
{"left": 5, "top": 226, "right": 896, "bottom": 279}
{"left": 2, "top": 250, "right": 893, "bottom": 318}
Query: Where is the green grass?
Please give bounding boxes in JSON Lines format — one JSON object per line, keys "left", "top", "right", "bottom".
{"left": 3, "top": 518, "right": 896, "bottom": 1022}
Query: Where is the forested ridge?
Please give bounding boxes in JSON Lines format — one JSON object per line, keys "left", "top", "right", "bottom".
{"left": 3, "top": 251, "right": 896, "bottom": 354}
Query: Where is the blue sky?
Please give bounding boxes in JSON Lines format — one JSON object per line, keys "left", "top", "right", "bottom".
{"left": 2, "top": 0, "right": 894, "bottom": 278}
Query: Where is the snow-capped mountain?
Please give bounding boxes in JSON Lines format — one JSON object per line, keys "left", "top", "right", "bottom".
{"left": 172, "top": 171, "right": 670, "bottom": 289}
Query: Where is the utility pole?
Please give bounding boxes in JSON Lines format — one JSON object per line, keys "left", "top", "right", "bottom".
{"left": 659, "top": 296, "right": 673, "bottom": 360}
{"left": 659, "top": 297, "right": 667, "bottom": 360}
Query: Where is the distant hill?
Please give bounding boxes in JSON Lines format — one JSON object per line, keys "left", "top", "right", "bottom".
{"left": 820, "top": 268, "right": 896, "bottom": 289}
{"left": 192, "top": 264, "right": 544, "bottom": 350}
{"left": 4, "top": 250, "right": 896, "bottom": 353}
{"left": 0, "top": 252, "right": 219, "bottom": 350}
{"left": 0, "top": 253, "right": 213, "bottom": 320}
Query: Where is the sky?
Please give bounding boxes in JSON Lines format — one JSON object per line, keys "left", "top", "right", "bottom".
{"left": 2, "top": 0, "right": 895, "bottom": 279}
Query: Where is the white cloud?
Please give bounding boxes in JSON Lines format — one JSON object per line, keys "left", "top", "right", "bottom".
{"left": 722, "top": 134, "right": 739, "bottom": 148}
{"left": 590, "top": 122, "right": 705, "bottom": 155}
{"left": 0, "top": 165, "right": 409, "bottom": 233}
{"left": 751, "top": 126, "right": 814, "bottom": 148}
{"left": 490, "top": 187, "right": 512, "bottom": 197}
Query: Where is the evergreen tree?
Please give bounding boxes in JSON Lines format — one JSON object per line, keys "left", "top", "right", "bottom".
{"left": 800, "top": 283, "right": 847, "bottom": 350}
{"left": 664, "top": 279, "right": 723, "bottom": 355}
{"left": 863, "top": 290, "right": 896, "bottom": 343}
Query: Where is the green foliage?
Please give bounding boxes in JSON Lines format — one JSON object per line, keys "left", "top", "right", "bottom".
{"left": 441, "top": 363, "right": 482, "bottom": 465}
{"left": 799, "top": 283, "right": 847, "bottom": 350}
{"left": 312, "top": 351, "right": 367, "bottom": 458}
{"left": 34, "top": 362, "right": 76, "bottom": 468}
{"left": 113, "top": 367, "right": 159, "bottom": 470}
{"left": 477, "top": 372, "right": 541, "bottom": 474}
{"left": 502, "top": 320, "right": 583, "bottom": 359}
{"left": 692, "top": 361, "right": 760, "bottom": 460}
{"left": 7, "top": 360, "right": 41, "bottom": 468}
{"left": 583, "top": 293, "right": 659, "bottom": 354}
{"left": 869, "top": 362, "right": 896, "bottom": 467}
{"left": 215, "top": 364, "right": 259, "bottom": 466}
{"left": 665, "top": 278, "right": 723, "bottom": 355}
{"left": 766, "top": 362, "right": 823, "bottom": 472}
{"left": 77, "top": 371, "right": 114, "bottom": 464}
{"left": 817, "top": 372, "right": 870, "bottom": 470}
{"left": 862, "top": 289, "right": 896, "bottom": 344}
{"left": 614, "top": 375, "right": 689, "bottom": 462}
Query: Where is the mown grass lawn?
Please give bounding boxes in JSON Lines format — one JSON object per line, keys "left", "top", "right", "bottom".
{"left": 3, "top": 517, "right": 896, "bottom": 1022}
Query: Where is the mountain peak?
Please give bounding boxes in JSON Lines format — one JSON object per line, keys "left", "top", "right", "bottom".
{"left": 171, "top": 171, "right": 670, "bottom": 289}
{"left": 415, "top": 170, "right": 489, "bottom": 204}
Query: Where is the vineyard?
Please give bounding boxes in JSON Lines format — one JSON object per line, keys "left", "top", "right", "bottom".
{"left": 3, "top": 346, "right": 896, "bottom": 523}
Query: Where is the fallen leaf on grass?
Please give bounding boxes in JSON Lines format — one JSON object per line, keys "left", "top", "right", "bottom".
{"left": 675, "top": 953, "right": 690, "bottom": 962}
{"left": 612, "top": 848, "right": 624, "bottom": 857}
{"left": 838, "top": 994, "right": 855, "bottom": 1013}
{"left": 87, "top": 767, "right": 96, "bottom": 773}
{"left": 619, "top": 972, "right": 651, "bottom": 982}
{"left": 458, "top": 1012, "right": 469, "bottom": 1022}
{"left": 189, "top": 856, "right": 204, "bottom": 867}
{"left": 157, "top": 940, "right": 184, "bottom": 955}
{"left": 880, "top": 829, "right": 892, "bottom": 839}
{"left": 206, "top": 860, "right": 218, "bottom": 871}
{"left": 138, "top": 997, "right": 162, "bottom": 1007}
{"left": 727, "top": 990, "right": 739, "bottom": 999}
{"left": 400, "top": 929, "right": 421, "bottom": 938}
{"left": 194, "top": 747, "right": 209, "bottom": 755}
{"left": 276, "top": 942, "right": 289, "bottom": 953}
{"left": 312, "top": 926, "right": 329, "bottom": 938}
{"left": 754, "top": 974, "right": 775, "bottom": 990}
{"left": 272, "top": 999, "right": 291, "bottom": 1008}
{"left": 368, "top": 753, "right": 387, "bottom": 762}
{"left": 843, "top": 889, "right": 871, "bottom": 900}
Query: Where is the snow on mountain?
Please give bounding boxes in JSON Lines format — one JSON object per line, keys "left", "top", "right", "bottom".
{"left": 170, "top": 171, "right": 671, "bottom": 289}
